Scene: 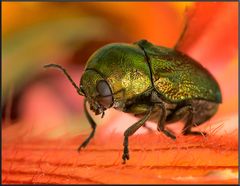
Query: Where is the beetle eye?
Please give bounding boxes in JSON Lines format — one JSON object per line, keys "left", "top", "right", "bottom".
{"left": 96, "top": 80, "right": 113, "bottom": 108}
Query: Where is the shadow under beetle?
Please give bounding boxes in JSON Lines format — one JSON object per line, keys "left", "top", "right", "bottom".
{"left": 44, "top": 39, "right": 222, "bottom": 164}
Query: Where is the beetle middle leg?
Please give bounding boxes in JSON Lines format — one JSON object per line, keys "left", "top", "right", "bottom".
{"left": 122, "top": 106, "right": 153, "bottom": 164}
{"left": 156, "top": 103, "right": 176, "bottom": 140}
{"left": 77, "top": 98, "right": 97, "bottom": 151}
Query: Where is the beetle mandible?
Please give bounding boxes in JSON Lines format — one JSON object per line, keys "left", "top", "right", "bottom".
{"left": 44, "top": 39, "right": 222, "bottom": 164}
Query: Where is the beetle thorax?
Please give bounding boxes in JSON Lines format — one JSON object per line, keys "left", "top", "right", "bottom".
{"left": 83, "top": 43, "right": 153, "bottom": 105}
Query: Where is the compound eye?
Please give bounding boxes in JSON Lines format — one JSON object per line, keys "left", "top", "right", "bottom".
{"left": 96, "top": 80, "right": 113, "bottom": 108}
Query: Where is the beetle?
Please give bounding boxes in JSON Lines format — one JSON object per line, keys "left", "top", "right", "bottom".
{"left": 44, "top": 39, "right": 222, "bottom": 163}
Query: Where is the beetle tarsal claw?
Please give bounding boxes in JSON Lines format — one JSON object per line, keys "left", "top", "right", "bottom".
{"left": 77, "top": 146, "right": 82, "bottom": 152}
{"left": 77, "top": 145, "right": 84, "bottom": 152}
{"left": 122, "top": 153, "right": 130, "bottom": 164}
{"left": 77, "top": 140, "right": 89, "bottom": 152}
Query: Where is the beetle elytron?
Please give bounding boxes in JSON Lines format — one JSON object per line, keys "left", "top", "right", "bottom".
{"left": 44, "top": 39, "right": 222, "bottom": 163}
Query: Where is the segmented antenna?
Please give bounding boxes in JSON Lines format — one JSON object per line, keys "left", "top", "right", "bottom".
{"left": 44, "top": 64, "right": 84, "bottom": 96}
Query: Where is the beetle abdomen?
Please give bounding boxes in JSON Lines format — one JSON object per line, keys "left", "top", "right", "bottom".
{"left": 136, "top": 40, "right": 222, "bottom": 103}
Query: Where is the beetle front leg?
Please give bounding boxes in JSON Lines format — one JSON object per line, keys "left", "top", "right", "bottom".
{"left": 122, "top": 106, "right": 153, "bottom": 164}
{"left": 77, "top": 99, "right": 97, "bottom": 151}
{"left": 156, "top": 103, "right": 176, "bottom": 140}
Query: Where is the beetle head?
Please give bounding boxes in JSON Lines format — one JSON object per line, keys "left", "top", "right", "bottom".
{"left": 79, "top": 41, "right": 152, "bottom": 114}
{"left": 80, "top": 69, "right": 113, "bottom": 116}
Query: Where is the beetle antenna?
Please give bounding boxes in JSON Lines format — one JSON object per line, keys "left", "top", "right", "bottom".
{"left": 43, "top": 64, "right": 84, "bottom": 96}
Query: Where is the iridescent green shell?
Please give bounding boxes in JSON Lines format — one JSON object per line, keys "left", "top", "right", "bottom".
{"left": 83, "top": 43, "right": 152, "bottom": 102}
{"left": 136, "top": 40, "right": 222, "bottom": 103}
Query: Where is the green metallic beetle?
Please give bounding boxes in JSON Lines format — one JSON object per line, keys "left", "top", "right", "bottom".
{"left": 44, "top": 39, "right": 222, "bottom": 163}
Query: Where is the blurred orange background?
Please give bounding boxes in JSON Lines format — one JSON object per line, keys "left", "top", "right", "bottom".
{"left": 2, "top": 2, "right": 238, "bottom": 184}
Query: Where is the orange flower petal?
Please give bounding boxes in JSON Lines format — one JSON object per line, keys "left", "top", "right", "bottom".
{"left": 176, "top": 2, "right": 238, "bottom": 70}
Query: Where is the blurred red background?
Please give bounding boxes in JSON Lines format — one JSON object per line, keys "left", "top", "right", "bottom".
{"left": 2, "top": 2, "right": 238, "bottom": 184}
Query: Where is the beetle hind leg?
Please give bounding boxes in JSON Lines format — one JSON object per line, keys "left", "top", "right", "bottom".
{"left": 181, "top": 105, "right": 207, "bottom": 137}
